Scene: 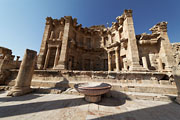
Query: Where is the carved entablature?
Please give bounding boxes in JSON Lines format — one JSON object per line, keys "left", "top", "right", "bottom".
{"left": 138, "top": 33, "right": 160, "bottom": 45}
{"left": 150, "top": 22, "right": 168, "bottom": 33}
{"left": 46, "top": 17, "right": 53, "bottom": 25}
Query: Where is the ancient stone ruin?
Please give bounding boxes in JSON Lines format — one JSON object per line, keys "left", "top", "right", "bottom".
{"left": 7, "top": 49, "right": 37, "bottom": 96}
{"left": 0, "top": 46, "right": 20, "bottom": 85}
{"left": 37, "top": 9, "right": 174, "bottom": 72}
{"left": 1, "top": 9, "right": 180, "bottom": 102}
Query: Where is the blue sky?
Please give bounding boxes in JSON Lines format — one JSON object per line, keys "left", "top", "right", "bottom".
{"left": 0, "top": 0, "right": 180, "bottom": 58}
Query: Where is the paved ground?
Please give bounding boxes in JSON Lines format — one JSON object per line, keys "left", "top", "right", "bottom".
{"left": 0, "top": 91, "right": 180, "bottom": 120}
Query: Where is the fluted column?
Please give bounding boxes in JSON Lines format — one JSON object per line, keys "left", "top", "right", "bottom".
{"left": 108, "top": 51, "right": 112, "bottom": 71}
{"left": 115, "top": 48, "right": 120, "bottom": 72}
{"left": 43, "top": 47, "right": 51, "bottom": 69}
{"left": 53, "top": 46, "right": 60, "bottom": 68}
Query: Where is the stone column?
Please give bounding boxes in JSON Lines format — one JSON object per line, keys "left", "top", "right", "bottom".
{"left": 7, "top": 49, "right": 37, "bottom": 97}
{"left": 55, "top": 16, "right": 72, "bottom": 70}
{"left": 53, "top": 46, "right": 60, "bottom": 68}
{"left": 123, "top": 58, "right": 128, "bottom": 70}
{"left": 108, "top": 51, "right": 112, "bottom": 71}
{"left": 49, "top": 31, "right": 54, "bottom": 40}
{"left": 43, "top": 47, "right": 51, "bottom": 69}
{"left": 57, "top": 31, "right": 63, "bottom": 41}
{"left": 37, "top": 17, "right": 52, "bottom": 69}
{"left": 123, "top": 10, "right": 143, "bottom": 71}
{"left": 142, "top": 56, "right": 148, "bottom": 69}
{"left": 115, "top": 48, "right": 120, "bottom": 72}
{"left": 157, "top": 58, "right": 163, "bottom": 71}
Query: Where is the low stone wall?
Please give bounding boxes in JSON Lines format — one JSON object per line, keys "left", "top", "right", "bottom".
{"left": 5, "top": 69, "right": 175, "bottom": 87}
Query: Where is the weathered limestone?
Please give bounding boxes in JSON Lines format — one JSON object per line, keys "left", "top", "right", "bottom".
{"left": 108, "top": 51, "right": 112, "bottom": 71}
{"left": 157, "top": 58, "right": 163, "bottom": 71}
{"left": 142, "top": 56, "right": 148, "bottom": 70}
{"left": 122, "top": 10, "right": 143, "bottom": 71}
{"left": 172, "top": 66, "right": 180, "bottom": 104}
{"left": 172, "top": 43, "right": 180, "bottom": 66}
{"left": 43, "top": 47, "right": 50, "bottom": 69}
{"left": 150, "top": 22, "right": 175, "bottom": 71}
{"left": 0, "top": 47, "right": 21, "bottom": 84}
{"left": 115, "top": 48, "right": 120, "bottom": 72}
{"left": 36, "top": 9, "right": 176, "bottom": 74}
{"left": 7, "top": 49, "right": 37, "bottom": 97}
{"left": 37, "top": 17, "right": 53, "bottom": 69}
{"left": 53, "top": 46, "right": 60, "bottom": 68}
{"left": 55, "top": 16, "right": 71, "bottom": 70}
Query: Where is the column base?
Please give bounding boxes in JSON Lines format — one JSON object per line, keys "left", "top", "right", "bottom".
{"left": 85, "top": 95, "right": 101, "bottom": 103}
{"left": 7, "top": 86, "right": 33, "bottom": 97}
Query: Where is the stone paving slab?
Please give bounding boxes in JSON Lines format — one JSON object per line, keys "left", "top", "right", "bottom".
{"left": 0, "top": 91, "right": 180, "bottom": 120}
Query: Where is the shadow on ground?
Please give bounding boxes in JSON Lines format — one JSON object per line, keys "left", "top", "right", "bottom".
{"left": 0, "top": 91, "right": 128, "bottom": 118}
{"left": 0, "top": 94, "right": 41, "bottom": 102}
{"left": 91, "top": 102, "right": 180, "bottom": 120}
{"left": 1, "top": 90, "right": 180, "bottom": 120}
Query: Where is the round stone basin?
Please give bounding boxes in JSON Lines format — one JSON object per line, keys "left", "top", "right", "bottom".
{"left": 74, "top": 83, "right": 112, "bottom": 103}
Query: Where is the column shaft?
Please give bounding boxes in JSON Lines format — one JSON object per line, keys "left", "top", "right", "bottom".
{"left": 43, "top": 47, "right": 50, "bottom": 69}
{"left": 53, "top": 46, "right": 60, "bottom": 68}
{"left": 108, "top": 52, "right": 112, "bottom": 71}
{"left": 115, "top": 49, "right": 120, "bottom": 72}
{"left": 142, "top": 56, "right": 148, "bottom": 69}
{"left": 157, "top": 58, "right": 163, "bottom": 71}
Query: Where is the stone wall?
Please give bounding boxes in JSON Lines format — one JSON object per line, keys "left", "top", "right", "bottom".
{"left": 172, "top": 42, "right": 180, "bottom": 66}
